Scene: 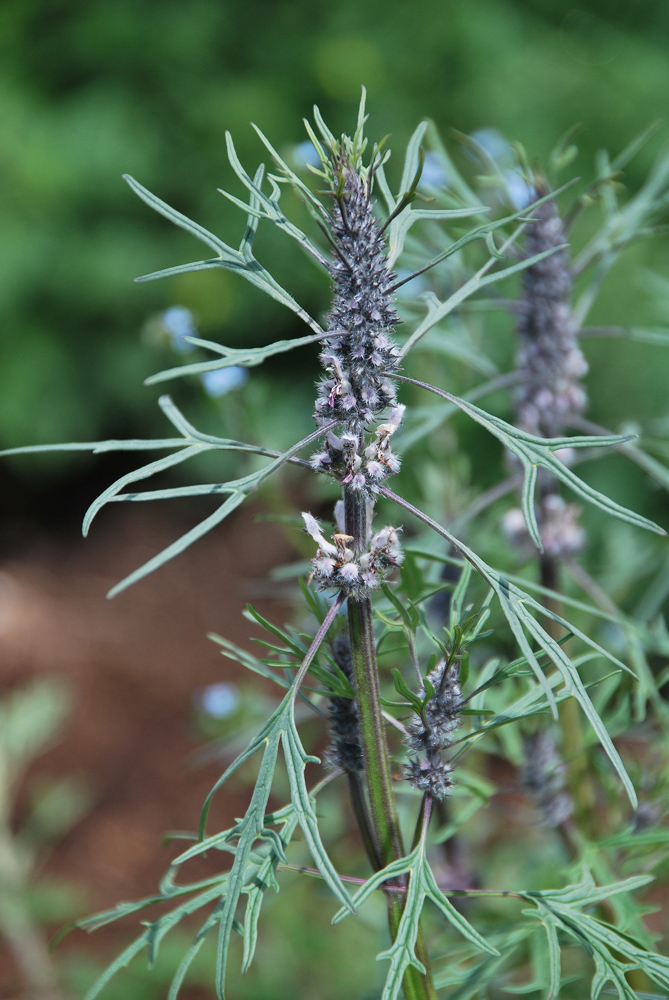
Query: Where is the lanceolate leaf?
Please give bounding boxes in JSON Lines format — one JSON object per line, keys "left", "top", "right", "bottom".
{"left": 72, "top": 601, "right": 350, "bottom": 1000}
{"left": 392, "top": 181, "right": 576, "bottom": 290}
{"left": 395, "top": 375, "right": 665, "bottom": 543}
{"left": 398, "top": 238, "right": 570, "bottom": 358}
{"left": 144, "top": 331, "right": 327, "bottom": 385}
{"left": 380, "top": 487, "right": 638, "bottom": 805}
{"left": 333, "top": 829, "right": 496, "bottom": 1000}
{"left": 223, "top": 131, "right": 328, "bottom": 266}
{"left": 123, "top": 174, "right": 323, "bottom": 335}
{"left": 103, "top": 422, "right": 332, "bottom": 597}
{"left": 522, "top": 873, "right": 669, "bottom": 1000}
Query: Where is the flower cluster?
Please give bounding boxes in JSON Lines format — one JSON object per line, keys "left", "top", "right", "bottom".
{"left": 324, "top": 634, "right": 363, "bottom": 774}
{"left": 522, "top": 730, "right": 574, "bottom": 827}
{"left": 404, "top": 659, "right": 462, "bottom": 800}
{"left": 302, "top": 512, "right": 402, "bottom": 595}
{"left": 307, "top": 149, "right": 406, "bottom": 507}
{"left": 503, "top": 493, "right": 585, "bottom": 558}
{"left": 310, "top": 405, "right": 404, "bottom": 494}
{"left": 313, "top": 158, "right": 401, "bottom": 436}
{"left": 514, "top": 184, "right": 588, "bottom": 439}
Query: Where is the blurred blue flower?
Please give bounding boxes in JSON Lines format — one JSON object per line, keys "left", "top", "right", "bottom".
{"left": 201, "top": 366, "right": 249, "bottom": 397}
{"left": 161, "top": 306, "right": 198, "bottom": 354}
{"left": 504, "top": 170, "right": 535, "bottom": 210}
{"left": 468, "top": 128, "right": 513, "bottom": 164}
{"left": 419, "top": 152, "right": 448, "bottom": 190}
{"left": 295, "top": 140, "right": 321, "bottom": 168}
{"left": 196, "top": 682, "right": 240, "bottom": 719}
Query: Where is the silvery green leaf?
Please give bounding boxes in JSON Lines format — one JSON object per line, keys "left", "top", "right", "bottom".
{"left": 282, "top": 716, "right": 352, "bottom": 911}
{"left": 241, "top": 808, "right": 299, "bottom": 973}
{"left": 250, "top": 122, "right": 330, "bottom": 225}
{"left": 522, "top": 874, "right": 669, "bottom": 1000}
{"left": 0, "top": 439, "right": 183, "bottom": 457}
{"left": 335, "top": 834, "right": 495, "bottom": 1000}
{"left": 223, "top": 132, "right": 327, "bottom": 266}
{"left": 395, "top": 372, "right": 518, "bottom": 452}
{"left": 83, "top": 933, "right": 151, "bottom": 1000}
{"left": 145, "top": 331, "right": 326, "bottom": 384}
{"left": 212, "top": 729, "right": 281, "bottom": 999}
{"left": 208, "top": 633, "right": 291, "bottom": 691}
{"left": 396, "top": 375, "right": 665, "bottom": 541}
{"left": 396, "top": 180, "right": 577, "bottom": 313}
{"left": 167, "top": 912, "right": 220, "bottom": 1000}
{"left": 380, "top": 487, "right": 638, "bottom": 805}
{"left": 407, "top": 318, "right": 499, "bottom": 377}
{"left": 399, "top": 240, "right": 570, "bottom": 358}
{"left": 82, "top": 444, "right": 206, "bottom": 536}
{"left": 580, "top": 326, "right": 669, "bottom": 347}
{"left": 104, "top": 424, "right": 330, "bottom": 596}
{"left": 107, "top": 492, "right": 247, "bottom": 598}
{"left": 82, "top": 883, "right": 226, "bottom": 1000}
{"left": 124, "top": 174, "right": 323, "bottom": 335}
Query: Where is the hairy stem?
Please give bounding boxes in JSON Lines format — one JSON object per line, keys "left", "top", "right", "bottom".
{"left": 344, "top": 486, "right": 436, "bottom": 1000}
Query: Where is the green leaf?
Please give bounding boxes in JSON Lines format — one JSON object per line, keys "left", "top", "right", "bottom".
{"left": 334, "top": 832, "right": 495, "bottom": 1000}
{"left": 391, "top": 668, "right": 423, "bottom": 715}
{"left": 82, "top": 444, "right": 205, "bottom": 536}
{"left": 211, "top": 730, "right": 281, "bottom": 998}
{"left": 250, "top": 122, "right": 330, "bottom": 226}
{"left": 104, "top": 423, "right": 331, "bottom": 597}
{"left": 399, "top": 241, "right": 569, "bottom": 358}
{"left": 124, "top": 174, "right": 323, "bottom": 335}
{"left": 145, "top": 331, "right": 326, "bottom": 385}
{"left": 107, "top": 492, "right": 247, "bottom": 599}
{"left": 396, "top": 375, "right": 665, "bottom": 541}
{"left": 380, "top": 487, "right": 638, "bottom": 806}
{"left": 223, "top": 132, "right": 327, "bottom": 266}
{"left": 521, "top": 872, "right": 669, "bottom": 1000}
{"left": 241, "top": 809, "right": 299, "bottom": 973}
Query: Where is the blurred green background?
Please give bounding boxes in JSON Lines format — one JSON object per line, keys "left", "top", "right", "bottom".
{"left": 2, "top": 3, "right": 669, "bottom": 998}
{"left": 3, "top": 0, "right": 669, "bottom": 521}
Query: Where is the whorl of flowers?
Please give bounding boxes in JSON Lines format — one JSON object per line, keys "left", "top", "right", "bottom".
{"left": 302, "top": 512, "right": 402, "bottom": 595}
{"left": 324, "top": 634, "right": 364, "bottom": 774}
{"left": 522, "top": 730, "right": 574, "bottom": 827}
{"left": 310, "top": 405, "right": 405, "bottom": 492}
{"left": 514, "top": 182, "right": 588, "bottom": 439}
{"left": 404, "top": 659, "right": 462, "bottom": 801}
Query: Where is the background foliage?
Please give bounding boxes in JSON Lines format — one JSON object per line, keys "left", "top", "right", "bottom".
{"left": 3, "top": 0, "right": 669, "bottom": 484}
{"left": 3, "top": 3, "right": 669, "bottom": 999}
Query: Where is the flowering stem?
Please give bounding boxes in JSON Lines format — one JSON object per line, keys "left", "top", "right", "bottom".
{"left": 344, "top": 486, "right": 436, "bottom": 1000}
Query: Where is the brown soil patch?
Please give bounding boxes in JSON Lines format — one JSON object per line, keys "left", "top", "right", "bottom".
{"left": 0, "top": 504, "right": 293, "bottom": 997}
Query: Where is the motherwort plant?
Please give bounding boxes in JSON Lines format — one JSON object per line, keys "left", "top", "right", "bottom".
{"left": 5, "top": 95, "right": 669, "bottom": 999}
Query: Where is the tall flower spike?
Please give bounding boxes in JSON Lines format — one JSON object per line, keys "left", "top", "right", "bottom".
{"left": 304, "top": 125, "right": 406, "bottom": 596}
{"left": 522, "top": 731, "right": 574, "bottom": 827}
{"left": 514, "top": 180, "right": 588, "bottom": 440}
{"left": 506, "top": 178, "right": 587, "bottom": 557}
{"left": 312, "top": 146, "right": 403, "bottom": 493}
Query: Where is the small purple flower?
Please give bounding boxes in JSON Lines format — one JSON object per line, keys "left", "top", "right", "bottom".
{"left": 339, "top": 562, "right": 359, "bottom": 582}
